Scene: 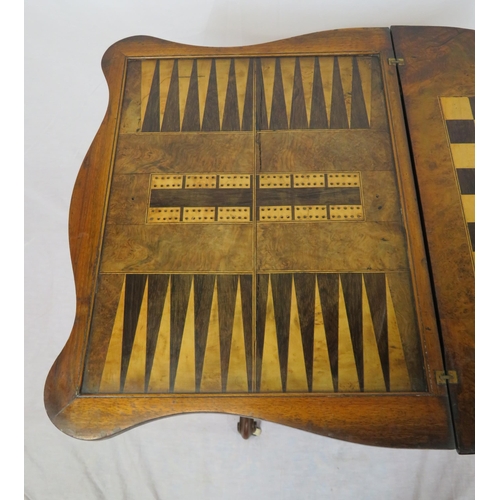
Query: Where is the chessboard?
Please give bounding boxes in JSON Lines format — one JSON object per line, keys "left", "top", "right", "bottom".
{"left": 440, "top": 96, "right": 475, "bottom": 259}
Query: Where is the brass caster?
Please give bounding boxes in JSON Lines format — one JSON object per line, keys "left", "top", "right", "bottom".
{"left": 237, "top": 417, "right": 261, "bottom": 439}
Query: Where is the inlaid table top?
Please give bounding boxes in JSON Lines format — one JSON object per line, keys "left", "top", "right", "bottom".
{"left": 45, "top": 27, "right": 474, "bottom": 453}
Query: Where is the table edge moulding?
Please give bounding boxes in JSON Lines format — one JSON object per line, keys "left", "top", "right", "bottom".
{"left": 44, "top": 26, "right": 475, "bottom": 454}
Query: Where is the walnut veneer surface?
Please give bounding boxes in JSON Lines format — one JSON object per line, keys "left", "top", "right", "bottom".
{"left": 44, "top": 27, "right": 474, "bottom": 453}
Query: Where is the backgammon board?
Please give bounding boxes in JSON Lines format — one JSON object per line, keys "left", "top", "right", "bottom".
{"left": 44, "top": 27, "right": 474, "bottom": 453}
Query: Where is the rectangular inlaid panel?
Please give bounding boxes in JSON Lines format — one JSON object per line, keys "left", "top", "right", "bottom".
{"left": 121, "top": 56, "right": 375, "bottom": 134}
{"left": 83, "top": 54, "right": 427, "bottom": 395}
{"left": 146, "top": 171, "right": 363, "bottom": 223}
{"left": 255, "top": 56, "right": 373, "bottom": 130}
{"left": 440, "top": 96, "right": 475, "bottom": 255}
{"left": 83, "top": 274, "right": 253, "bottom": 394}
{"left": 82, "top": 272, "right": 421, "bottom": 394}
{"left": 255, "top": 272, "right": 422, "bottom": 393}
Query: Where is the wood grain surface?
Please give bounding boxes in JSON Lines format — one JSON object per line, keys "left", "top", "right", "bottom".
{"left": 44, "top": 28, "right": 460, "bottom": 449}
{"left": 392, "top": 26, "right": 475, "bottom": 454}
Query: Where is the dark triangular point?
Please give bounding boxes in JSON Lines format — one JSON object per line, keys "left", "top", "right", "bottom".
{"left": 317, "top": 273, "right": 339, "bottom": 392}
{"left": 269, "top": 58, "right": 288, "bottom": 130}
{"left": 255, "top": 274, "right": 269, "bottom": 391}
{"left": 169, "top": 274, "right": 192, "bottom": 391}
{"left": 330, "top": 57, "right": 349, "bottom": 129}
{"left": 255, "top": 59, "right": 268, "bottom": 130}
{"left": 290, "top": 58, "right": 308, "bottom": 129}
{"left": 181, "top": 60, "right": 200, "bottom": 131}
{"left": 201, "top": 59, "right": 220, "bottom": 131}
{"left": 364, "top": 273, "right": 389, "bottom": 390}
{"left": 271, "top": 274, "right": 292, "bottom": 391}
{"left": 241, "top": 60, "right": 254, "bottom": 131}
{"left": 161, "top": 60, "right": 180, "bottom": 131}
{"left": 294, "top": 273, "right": 316, "bottom": 392}
{"left": 340, "top": 273, "right": 363, "bottom": 390}
{"left": 121, "top": 274, "right": 148, "bottom": 391}
{"left": 217, "top": 275, "right": 238, "bottom": 392}
{"left": 240, "top": 275, "right": 253, "bottom": 391}
{"left": 194, "top": 274, "right": 216, "bottom": 392}
{"left": 142, "top": 61, "right": 160, "bottom": 132}
{"left": 222, "top": 59, "right": 240, "bottom": 131}
{"left": 145, "top": 274, "right": 170, "bottom": 392}
{"left": 310, "top": 57, "right": 328, "bottom": 129}
{"left": 350, "top": 58, "right": 369, "bottom": 129}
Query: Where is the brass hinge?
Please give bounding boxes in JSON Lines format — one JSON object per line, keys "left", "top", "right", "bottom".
{"left": 388, "top": 57, "right": 405, "bottom": 66}
{"left": 436, "top": 370, "right": 458, "bottom": 385}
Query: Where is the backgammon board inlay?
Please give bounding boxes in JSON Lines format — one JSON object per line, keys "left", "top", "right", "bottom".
{"left": 45, "top": 29, "right": 474, "bottom": 450}
{"left": 126, "top": 56, "right": 373, "bottom": 134}
{"left": 83, "top": 271, "right": 419, "bottom": 394}
{"left": 81, "top": 52, "right": 426, "bottom": 396}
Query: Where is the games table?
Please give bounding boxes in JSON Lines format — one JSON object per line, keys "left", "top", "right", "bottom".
{"left": 44, "top": 26, "right": 474, "bottom": 453}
